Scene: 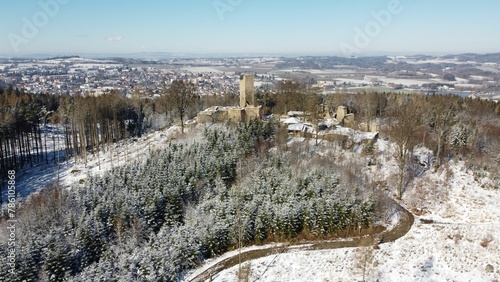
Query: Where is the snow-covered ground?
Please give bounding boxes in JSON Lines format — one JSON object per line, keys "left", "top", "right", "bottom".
{"left": 206, "top": 139, "right": 500, "bottom": 282}
{"left": 58, "top": 125, "right": 190, "bottom": 189}
{"left": 1, "top": 123, "right": 207, "bottom": 206}
{"left": 184, "top": 243, "right": 285, "bottom": 281}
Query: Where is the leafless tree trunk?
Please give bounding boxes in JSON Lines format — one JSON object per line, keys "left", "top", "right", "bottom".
{"left": 385, "top": 95, "right": 424, "bottom": 199}
{"left": 162, "top": 80, "right": 198, "bottom": 133}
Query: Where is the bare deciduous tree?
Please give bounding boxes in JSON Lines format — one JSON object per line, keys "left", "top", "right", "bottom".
{"left": 359, "top": 92, "right": 379, "bottom": 127}
{"left": 163, "top": 80, "right": 198, "bottom": 133}
{"left": 425, "top": 95, "right": 460, "bottom": 167}
{"left": 385, "top": 95, "right": 424, "bottom": 199}
{"left": 275, "top": 80, "right": 305, "bottom": 115}
{"left": 356, "top": 245, "right": 375, "bottom": 282}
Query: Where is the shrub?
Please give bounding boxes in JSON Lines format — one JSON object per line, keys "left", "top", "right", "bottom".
{"left": 480, "top": 234, "right": 494, "bottom": 248}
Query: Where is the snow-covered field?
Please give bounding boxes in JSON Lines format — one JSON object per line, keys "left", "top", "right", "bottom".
{"left": 181, "top": 67, "right": 224, "bottom": 73}
{"left": 203, "top": 140, "right": 500, "bottom": 282}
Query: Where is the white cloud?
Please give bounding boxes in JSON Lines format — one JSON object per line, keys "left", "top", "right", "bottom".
{"left": 106, "top": 35, "right": 123, "bottom": 42}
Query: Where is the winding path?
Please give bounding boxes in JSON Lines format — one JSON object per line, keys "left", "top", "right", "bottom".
{"left": 186, "top": 199, "right": 414, "bottom": 282}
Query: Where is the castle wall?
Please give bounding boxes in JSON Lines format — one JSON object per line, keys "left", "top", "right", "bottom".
{"left": 344, "top": 113, "right": 355, "bottom": 127}
{"left": 196, "top": 107, "right": 229, "bottom": 123}
{"left": 244, "top": 106, "right": 262, "bottom": 122}
{"left": 227, "top": 108, "right": 245, "bottom": 123}
{"left": 370, "top": 123, "right": 380, "bottom": 133}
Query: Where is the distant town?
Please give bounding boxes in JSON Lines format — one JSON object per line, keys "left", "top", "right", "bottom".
{"left": 1, "top": 53, "right": 500, "bottom": 101}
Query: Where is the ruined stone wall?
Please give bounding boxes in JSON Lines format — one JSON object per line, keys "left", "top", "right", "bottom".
{"left": 227, "top": 108, "right": 245, "bottom": 123}
{"left": 244, "top": 106, "right": 262, "bottom": 122}
{"left": 196, "top": 114, "right": 213, "bottom": 124}
{"left": 370, "top": 123, "right": 380, "bottom": 133}
{"left": 196, "top": 109, "right": 228, "bottom": 124}
{"left": 344, "top": 113, "right": 355, "bottom": 127}
{"left": 336, "top": 106, "right": 347, "bottom": 122}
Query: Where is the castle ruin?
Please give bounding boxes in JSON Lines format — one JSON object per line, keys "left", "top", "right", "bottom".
{"left": 196, "top": 74, "right": 262, "bottom": 124}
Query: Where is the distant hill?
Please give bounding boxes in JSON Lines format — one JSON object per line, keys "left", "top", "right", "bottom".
{"left": 276, "top": 56, "right": 389, "bottom": 69}
{"left": 45, "top": 55, "right": 82, "bottom": 60}
{"left": 444, "top": 53, "right": 500, "bottom": 63}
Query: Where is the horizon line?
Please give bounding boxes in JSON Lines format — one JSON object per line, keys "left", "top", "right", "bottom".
{"left": 1, "top": 51, "right": 500, "bottom": 60}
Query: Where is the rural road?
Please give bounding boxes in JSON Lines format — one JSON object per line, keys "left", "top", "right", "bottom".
{"left": 186, "top": 198, "right": 414, "bottom": 282}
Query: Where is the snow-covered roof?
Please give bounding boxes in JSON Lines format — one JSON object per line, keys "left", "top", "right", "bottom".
{"left": 282, "top": 117, "right": 301, "bottom": 124}
{"left": 287, "top": 123, "right": 304, "bottom": 132}
{"left": 287, "top": 111, "right": 305, "bottom": 117}
{"left": 319, "top": 126, "right": 378, "bottom": 142}
{"left": 318, "top": 118, "right": 339, "bottom": 128}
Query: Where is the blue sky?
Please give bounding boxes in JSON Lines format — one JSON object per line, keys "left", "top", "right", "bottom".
{"left": 1, "top": 0, "right": 499, "bottom": 57}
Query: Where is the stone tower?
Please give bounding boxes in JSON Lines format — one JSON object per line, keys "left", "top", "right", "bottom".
{"left": 240, "top": 74, "right": 255, "bottom": 108}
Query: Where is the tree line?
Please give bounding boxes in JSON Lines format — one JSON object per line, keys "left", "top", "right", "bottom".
{"left": 0, "top": 88, "right": 141, "bottom": 175}
{"left": 255, "top": 81, "right": 499, "bottom": 198}
{"left": 0, "top": 81, "right": 234, "bottom": 182}
{"left": 381, "top": 93, "right": 500, "bottom": 198}
{"left": 2, "top": 79, "right": 499, "bottom": 201}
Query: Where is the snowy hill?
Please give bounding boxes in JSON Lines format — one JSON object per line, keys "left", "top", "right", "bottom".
{"left": 201, "top": 141, "right": 500, "bottom": 282}
{"left": 2, "top": 124, "right": 498, "bottom": 282}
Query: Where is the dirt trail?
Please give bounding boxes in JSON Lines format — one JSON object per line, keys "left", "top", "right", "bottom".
{"left": 186, "top": 199, "right": 414, "bottom": 282}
